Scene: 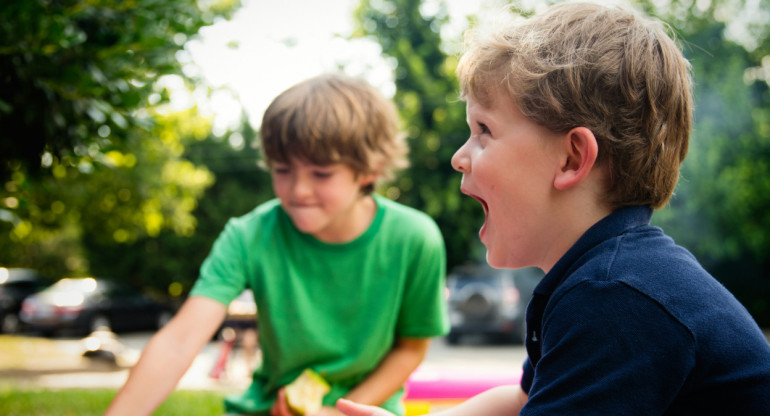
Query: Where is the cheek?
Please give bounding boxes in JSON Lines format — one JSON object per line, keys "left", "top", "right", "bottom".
{"left": 271, "top": 177, "right": 289, "bottom": 197}
{"left": 314, "top": 181, "right": 347, "bottom": 204}
{"left": 475, "top": 155, "right": 503, "bottom": 193}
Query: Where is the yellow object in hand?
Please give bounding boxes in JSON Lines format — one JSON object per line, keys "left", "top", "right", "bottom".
{"left": 285, "top": 369, "right": 331, "bottom": 415}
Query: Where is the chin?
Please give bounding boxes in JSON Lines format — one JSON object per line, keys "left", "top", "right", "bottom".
{"left": 484, "top": 251, "right": 507, "bottom": 269}
{"left": 291, "top": 221, "right": 320, "bottom": 235}
{"left": 485, "top": 249, "right": 527, "bottom": 270}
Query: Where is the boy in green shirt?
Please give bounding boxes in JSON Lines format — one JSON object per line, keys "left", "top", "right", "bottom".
{"left": 106, "top": 73, "right": 449, "bottom": 416}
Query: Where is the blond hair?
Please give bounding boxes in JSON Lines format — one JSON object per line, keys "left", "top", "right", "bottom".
{"left": 457, "top": 2, "right": 693, "bottom": 209}
{"left": 260, "top": 73, "right": 408, "bottom": 194}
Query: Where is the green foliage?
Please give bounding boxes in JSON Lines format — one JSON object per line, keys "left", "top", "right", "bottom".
{"left": 83, "top": 120, "right": 274, "bottom": 296}
{"left": 0, "top": 106, "right": 217, "bottom": 283}
{"left": 641, "top": 0, "right": 770, "bottom": 324}
{"left": 355, "top": 0, "right": 486, "bottom": 269}
{"left": 0, "top": 0, "right": 239, "bottom": 180}
{"left": 0, "top": 0, "right": 240, "bottom": 283}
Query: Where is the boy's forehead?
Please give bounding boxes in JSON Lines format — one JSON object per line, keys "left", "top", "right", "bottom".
{"left": 466, "top": 92, "right": 518, "bottom": 116}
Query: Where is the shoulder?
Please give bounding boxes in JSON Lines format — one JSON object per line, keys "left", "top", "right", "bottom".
{"left": 609, "top": 225, "right": 728, "bottom": 305}
{"left": 546, "top": 279, "right": 696, "bottom": 349}
{"left": 224, "top": 199, "right": 283, "bottom": 233}
{"left": 546, "top": 225, "right": 707, "bottom": 334}
{"left": 565, "top": 223, "right": 709, "bottom": 291}
{"left": 376, "top": 195, "right": 441, "bottom": 234}
{"left": 556, "top": 224, "right": 761, "bottom": 345}
{"left": 211, "top": 199, "right": 285, "bottom": 253}
{"left": 374, "top": 195, "right": 444, "bottom": 249}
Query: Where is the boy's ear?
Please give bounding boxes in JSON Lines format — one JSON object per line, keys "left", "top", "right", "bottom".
{"left": 358, "top": 171, "right": 380, "bottom": 187}
{"left": 553, "top": 127, "right": 599, "bottom": 190}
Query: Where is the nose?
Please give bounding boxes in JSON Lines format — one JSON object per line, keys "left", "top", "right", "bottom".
{"left": 451, "top": 140, "right": 471, "bottom": 173}
{"left": 290, "top": 172, "right": 313, "bottom": 198}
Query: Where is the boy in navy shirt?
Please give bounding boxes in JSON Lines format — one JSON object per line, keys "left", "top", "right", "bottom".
{"left": 338, "top": 2, "right": 770, "bottom": 415}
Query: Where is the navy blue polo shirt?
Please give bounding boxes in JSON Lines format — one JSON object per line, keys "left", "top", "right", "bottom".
{"left": 520, "top": 206, "right": 770, "bottom": 415}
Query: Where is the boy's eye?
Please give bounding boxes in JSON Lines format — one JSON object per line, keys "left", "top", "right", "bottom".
{"left": 272, "top": 166, "right": 290, "bottom": 175}
{"left": 312, "top": 170, "right": 334, "bottom": 179}
{"left": 477, "top": 122, "right": 491, "bottom": 135}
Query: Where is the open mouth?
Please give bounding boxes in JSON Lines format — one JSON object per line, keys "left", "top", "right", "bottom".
{"left": 460, "top": 186, "right": 489, "bottom": 218}
{"left": 460, "top": 188, "right": 490, "bottom": 240}
{"left": 469, "top": 193, "right": 490, "bottom": 240}
{"left": 469, "top": 194, "right": 489, "bottom": 215}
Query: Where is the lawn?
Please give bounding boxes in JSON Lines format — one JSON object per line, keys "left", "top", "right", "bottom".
{"left": 0, "top": 335, "right": 239, "bottom": 415}
{"left": 0, "top": 387, "right": 228, "bottom": 415}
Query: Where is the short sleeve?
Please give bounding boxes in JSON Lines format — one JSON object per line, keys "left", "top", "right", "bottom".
{"left": 190, "top": 218, "right": 249, "bottom": 306}
{"left": 396, "top": 217, "right": 449, "bottom": 338}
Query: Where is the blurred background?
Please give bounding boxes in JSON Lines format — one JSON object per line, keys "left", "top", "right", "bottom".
{"left": 1, "top": 0, "right": 768, "bottom": 335}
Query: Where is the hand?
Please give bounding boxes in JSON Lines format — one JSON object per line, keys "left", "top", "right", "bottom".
{"left": 310, "top": 406, "right": 346, "bottom": 416}
{"left": 272, "top": 389, "right": 343, "bottom": 416}
{"left": 335, "top": 399, "right": 395, "bottom": 416}
{"left": 270, "top": 388, "right": 294, "bottom": 416}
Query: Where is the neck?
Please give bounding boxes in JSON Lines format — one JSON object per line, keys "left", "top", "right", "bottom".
{"left": 540, "top": 194, "right": 612, "bottom": 274}
{"left": 314, "top": 194, "right": 377, "bottom": 243}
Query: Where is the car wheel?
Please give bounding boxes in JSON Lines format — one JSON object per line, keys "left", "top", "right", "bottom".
{"left": 156, "top": 311, "right": 173, "bottom": 329}
{"left": 1, "top": 313, "right": 20, "bottom": 334}
{"left": 89, "top": 314, "right": 112, "bottom": 333}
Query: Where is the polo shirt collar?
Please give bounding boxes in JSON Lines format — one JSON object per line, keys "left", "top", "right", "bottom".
{"left": 534, "top": 205, "right": 653, "bottom": 296}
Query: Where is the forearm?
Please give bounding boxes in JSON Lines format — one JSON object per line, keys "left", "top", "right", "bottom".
{"left": 105, "top": 296, "right": 226, "bottom": 416}
{"left": 345, "top": 337, "right": 430, "bottom": 406}
{"left": 432, "top": 385, "right": 527, "bottom": 416}
{"left": 105, "top": 327, "right": 199, "bottom": 415}
{"left": 337, "top": 385, "right": 526, "bottom": 416}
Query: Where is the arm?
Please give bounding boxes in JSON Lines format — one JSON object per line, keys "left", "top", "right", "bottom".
{"left": 345, "top": 336, "right": 431, "bottom": 405}
{"left": 337, "top": 385, "right": 528, "bottom": 416}
{"left": 105, "top": 296, "right": 227, "bottom": 416}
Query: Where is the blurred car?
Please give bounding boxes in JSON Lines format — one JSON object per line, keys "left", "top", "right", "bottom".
{"left": 0, "top": 267, "right": 50, "bottom": 333}
{"left": 20, "top": 277, "right": 174, "bottom": 336}
{"left": 446, "top": 264, "right": 544, "bottom": 345}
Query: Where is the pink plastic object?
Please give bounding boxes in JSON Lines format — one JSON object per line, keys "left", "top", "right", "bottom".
{"left": 209, "top": 338, "right": 235, "bottom": 379}
{"left": 404, "top": 366, "right": 522, "bottom": 400}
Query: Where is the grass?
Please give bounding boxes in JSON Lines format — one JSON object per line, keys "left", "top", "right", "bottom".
{"left": 0, "top": 335, "right": 239, "bottom": 414}
{"left": 0, "top": 387, "right": 229, "bottom": 416}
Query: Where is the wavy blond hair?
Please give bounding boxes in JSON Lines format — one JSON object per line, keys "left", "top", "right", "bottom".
{"left": 457, "top": 2, "right": 693, "bottom": 209}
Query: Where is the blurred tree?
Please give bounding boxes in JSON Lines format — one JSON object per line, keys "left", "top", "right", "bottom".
{"left": 642, "top": 0, "right": 770, "bottom": 324}
{"left": 0, "top": 0, "right": 241, "bottom": 283}
{"left": 0, "top": 105, "right": 216, "bottom": 282}
{"left": 355, "top": 0, "right": 486, "bottom": 270}
{"left": 0, "top": 0, "right": 239, "bottom": 180}
{"left": 83, "top": 118, "right": 274, "bottom": 296}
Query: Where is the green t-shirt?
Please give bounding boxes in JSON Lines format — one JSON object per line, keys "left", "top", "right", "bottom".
{"left": 190, "top": 194, "right": 449, "bottom": 415}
